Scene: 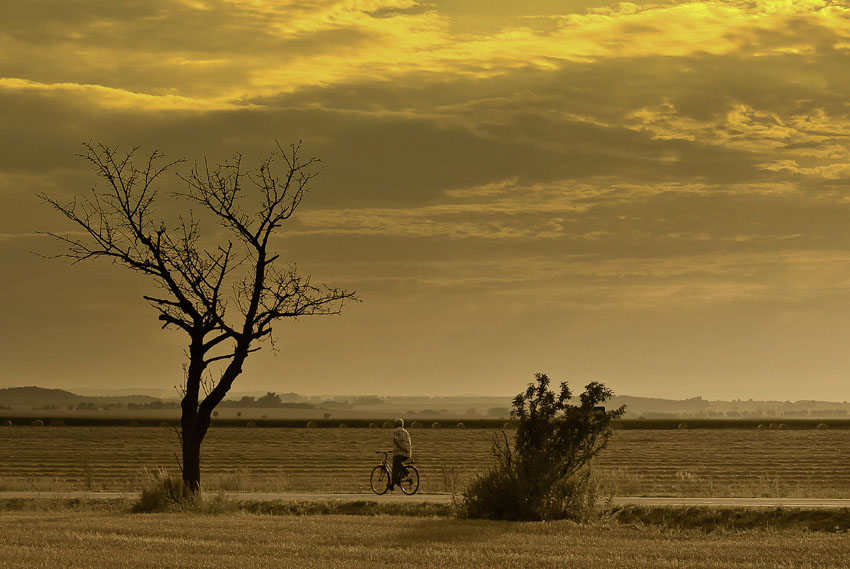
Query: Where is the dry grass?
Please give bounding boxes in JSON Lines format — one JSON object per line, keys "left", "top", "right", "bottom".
{"left": 1, "top": 512, "right": 849, "bottom": 568}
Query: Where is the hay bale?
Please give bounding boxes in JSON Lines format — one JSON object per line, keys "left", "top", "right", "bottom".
{"left": 502, "top": 422, "right": 514, "bottom": 430}
{"left": 757, "top": 424, "right": 765, "bottom": 430}
{"left": 768, "top": 423, "right": 778, "bottom": 430}
{"left": 368, "top": 422, "right": 378, "bottom": 429}
{"left": 129, "top": 419, "right": 141, "bottom": 427}
{"left": 246, "top": 421, "right": 257, "bottom": 428}
{"left": 431, "top": 421, "right": 441, "bottom": 429}
{"left": 338, "top": 423, "right": 348, "bottom": 428}
{"left": 382, "top": 421, "right": 393, "bottom": 429}
{"left": 306, "top": 421, "right": 318, "bottom": 428}
{"left": 778, "top": 423, "right": 787, "bottom": 430}
{"left": 48, "top": 419, "right": 65, "bottom": 427}
{"left": 678, "top": 423, "right": 688, "bottom": 430}
{"left": 411, "top": 421, "right": 422, "bottom": 428}
{"left": 456, "top": 422, "right": 466, "bottom": 429}
{"left": 1, "top": 420, "right": 11, "bottom": 427}
{"left": 159, "top": 421, "right": 171, "bottom": 428}
{"left": 817, "top": 423, "right": 829, "bottom": 430}
{"left": 30, "top": 419, "right": 44, "bottom": 427}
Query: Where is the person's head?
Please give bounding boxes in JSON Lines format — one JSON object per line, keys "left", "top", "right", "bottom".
{"left": 395, "top": 418, "right": 404, "bottom": 428}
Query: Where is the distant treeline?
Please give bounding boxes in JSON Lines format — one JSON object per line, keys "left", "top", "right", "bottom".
{"left": 4, "top": 417, "right": 850, "bottom": 430}
{"left": 220, "top": 396, "right": 314, "bottom": 409}
{"left": 638, "top": 409, "right": 849, "bottom": 419}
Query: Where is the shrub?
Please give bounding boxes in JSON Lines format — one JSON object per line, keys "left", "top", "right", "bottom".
{"left": 133, "top": 467, "right": 190, "bottom": 513}
{"left": 458, "top": 373, "right": 624, "bottom": 522}
{"left": 133, "top": 467, "right": 237, "bottom": 514}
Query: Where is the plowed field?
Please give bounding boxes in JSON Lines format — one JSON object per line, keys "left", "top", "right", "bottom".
{"left": 0, "top": 427, "right": 847, "bottom": 496}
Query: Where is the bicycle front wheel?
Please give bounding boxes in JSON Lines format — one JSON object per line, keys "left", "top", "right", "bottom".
{"left": 370, "top": 465, "right": 390, "bottom": 495}
{"left": 399, "top": 465, "right": 420, "bottom": 495}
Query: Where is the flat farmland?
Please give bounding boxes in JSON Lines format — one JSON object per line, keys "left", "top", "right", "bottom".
{"left": 4, "top": 512, "right": 850, "bottom": 569}
{"left": 0, "top": 427, "right": 848, "bottom": 496}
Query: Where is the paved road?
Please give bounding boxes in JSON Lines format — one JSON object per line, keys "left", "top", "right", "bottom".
{"left": 2, "top": 491, "right": 850, "bottom": 508}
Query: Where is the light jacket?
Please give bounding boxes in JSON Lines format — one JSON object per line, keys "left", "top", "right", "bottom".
{"left": 393, "top": 426, "right": 412, "bottom": 457}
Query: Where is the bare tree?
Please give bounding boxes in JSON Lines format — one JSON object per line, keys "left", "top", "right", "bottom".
{"left": 40, "top": 142, "right": 356, "bottom": 493}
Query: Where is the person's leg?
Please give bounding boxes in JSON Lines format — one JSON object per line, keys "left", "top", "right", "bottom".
{"left": 391, "top": 455, "right": 405, "bottom": 487}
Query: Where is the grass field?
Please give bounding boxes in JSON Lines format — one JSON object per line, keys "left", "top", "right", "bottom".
{"left": 2, "top": 512, "right": 849, "bottom": 569}
{"left": 0, "top": 426, "right": 847, "bottom": 497}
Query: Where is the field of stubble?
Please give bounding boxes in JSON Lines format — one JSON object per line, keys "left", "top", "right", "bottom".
{"left": 0, "top": 426, "right": 847, "bottom": 497}
{"left": 2, "top": 512, "right": 849, "bottom": 569}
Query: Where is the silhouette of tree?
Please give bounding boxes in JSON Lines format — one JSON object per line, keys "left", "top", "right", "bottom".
{"left": 40, "top": 141, "right": 356, "bottom": 492}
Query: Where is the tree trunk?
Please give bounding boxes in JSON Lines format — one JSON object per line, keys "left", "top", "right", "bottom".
{"left": 181, "top": 409, "right": 212, "bottom": 494}
{"left": 180, "top": 341, "right": 244, "bottom": 495}
{"left": 181, "top": 425, "right": 203, "bottom": 494}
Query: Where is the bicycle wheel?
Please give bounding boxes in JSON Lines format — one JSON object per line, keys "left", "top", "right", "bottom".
{"left": 399, "top": 464, "right": 420, "bottom": 495}
{"left": 370, "top": 465, "right": 390, "bottom": 495}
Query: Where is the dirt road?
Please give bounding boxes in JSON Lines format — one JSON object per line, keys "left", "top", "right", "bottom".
{"left": 3, "top": 491, "right": 850, "bottom": 508}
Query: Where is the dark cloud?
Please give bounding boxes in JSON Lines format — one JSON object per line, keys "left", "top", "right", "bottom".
{"left": 5, "top": 0, "right": 850, "bottom": 398}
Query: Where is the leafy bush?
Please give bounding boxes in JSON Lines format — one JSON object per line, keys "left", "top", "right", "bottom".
{"left": 459, "top": 373, "right": 624, "bottom": 521}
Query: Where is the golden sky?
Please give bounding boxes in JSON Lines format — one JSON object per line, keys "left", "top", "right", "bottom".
{"left": 3, "top": 0, "right": 850, "bottom": 399}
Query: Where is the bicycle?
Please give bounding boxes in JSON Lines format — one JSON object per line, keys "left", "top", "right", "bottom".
{"left": 370, "top": 451, "right": 420, "bottom": 495}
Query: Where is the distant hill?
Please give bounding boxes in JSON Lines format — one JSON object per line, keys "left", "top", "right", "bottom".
{"left": 0, "top": 386, "right": 85, "bottom": 406}
{"left": 2, "top": 386, "right": 849, "bottom": 419}
{"left": 0, "top": 386, "right": 164, "bottom": 409}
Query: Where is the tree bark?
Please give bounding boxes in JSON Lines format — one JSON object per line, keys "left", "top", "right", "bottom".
{"left": 181, "top": 409, "right": 214, "bottom": 493}
{"left": 181, "top": 423, "right": 203, "bottom": 494}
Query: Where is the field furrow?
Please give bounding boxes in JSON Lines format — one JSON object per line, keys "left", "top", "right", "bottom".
{"left": 0, "top": 427, "right": 847, "bottom": 496}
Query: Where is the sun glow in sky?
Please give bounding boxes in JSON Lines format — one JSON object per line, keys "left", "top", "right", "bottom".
{"left": 4, "top": 0, "right": 850, "bottom": 400}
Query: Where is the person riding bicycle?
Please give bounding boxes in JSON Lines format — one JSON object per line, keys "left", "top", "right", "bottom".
{"left": 390, "top": 418, "right": 412, "bottom": 490}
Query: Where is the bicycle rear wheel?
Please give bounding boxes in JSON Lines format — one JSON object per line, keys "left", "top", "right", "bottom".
{"left": 370, "top": 465, "right": 390, "bottom": 495}
{"left": 399, "top": 465, "right": 420, "bottom": 495}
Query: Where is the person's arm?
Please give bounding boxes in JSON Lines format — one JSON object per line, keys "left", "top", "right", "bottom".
{"left": 393, "top": 428, "right": 405, "bottom": 454}
{"left": 399, "top": 429, "right": 411, "bottom": 456}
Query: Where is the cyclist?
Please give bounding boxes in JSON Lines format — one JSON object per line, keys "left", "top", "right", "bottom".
{"left": 390, "top": 418, "right": 412, "bottom": 490}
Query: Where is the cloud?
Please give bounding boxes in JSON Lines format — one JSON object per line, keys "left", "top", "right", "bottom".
{"left": 0, "top": 78, "right": 254, "bottom": 111}
{"left": 4, "top": 0, "right": 849, "bottom": 109}
{"left": 7, "top": 0, "right": 850, "bottom": 397}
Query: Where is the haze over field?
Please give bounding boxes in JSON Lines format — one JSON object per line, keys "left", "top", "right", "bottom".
{"left": 4, "top": 1, "right": 850, "bottom": 400}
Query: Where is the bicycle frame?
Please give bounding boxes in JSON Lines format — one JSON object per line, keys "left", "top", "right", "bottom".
{"left": 370, "top": 450, "right": 419, "bottom": 495}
